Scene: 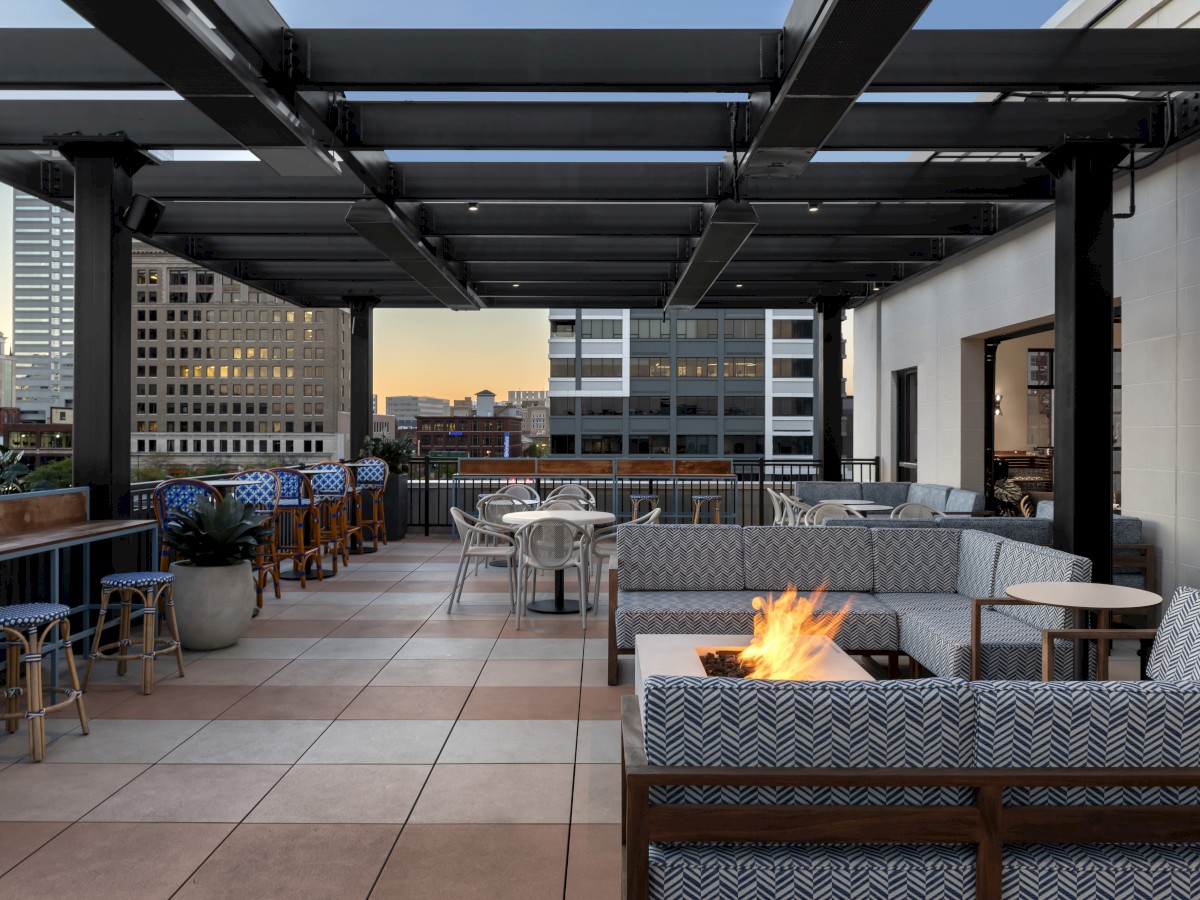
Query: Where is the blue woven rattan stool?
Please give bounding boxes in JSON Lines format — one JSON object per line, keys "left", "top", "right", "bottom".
{"left": 85, "top": 572, "right": 184, "bottom": 696}
{"left": 2, "top": 603, "right": 89, "bottom": 761}
{"left": 629, "top": 493, "right": 659, "bottom": 519}
{"left": 690, "top": 494, "right": 722, "bottom": 524}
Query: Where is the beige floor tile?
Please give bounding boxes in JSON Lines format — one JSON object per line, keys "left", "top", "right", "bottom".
{"left": 84, "top": 763, "right": 287, "bottom": 822}
{"left": 298, "top": 719, "right": 453, "bottom": 764}
{"left": 370, "top": 659, "right": 485, "bottom": 686}
{"left": 171, "top": 658, "right": 289, "bottom": 686}
{"left": 265, "top": 659, "right": 386, "bottom": 686}
{"left": 247, "top": 764, "right": 429, "bottom": 824}
{"left": 570, "top": 765, "right": 621, "bottom": 824}
{"left": 0, "top": 763, "right": 147, "bottom": 821}
{"left": 409, "top": 764, "right": 574, "bottom": 824}
{"left": 440, "top": 719, "right": 577, "bottom": 763}
{"left": 477, "top": 659, "right": 583, "bottom": 687}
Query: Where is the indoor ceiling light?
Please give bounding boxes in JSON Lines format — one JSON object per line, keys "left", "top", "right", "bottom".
{"left": 872, "top": 282, "right": 881, "bottom": 292}
{"left": 512, "top": 283, "right": 520, "bottom": 288}
{"left": 736, "top": 283, "right": 744, "bottom": 288}
{"left": 467, "top": 202, "right": 479, "bottom": 212}
{"left": 808, "top": 200, "right": 821, "bottom": 213}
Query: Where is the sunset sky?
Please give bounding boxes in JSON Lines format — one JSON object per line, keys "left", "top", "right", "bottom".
{"left": 0, "top": 0, "right": 1066, "bottom": 404}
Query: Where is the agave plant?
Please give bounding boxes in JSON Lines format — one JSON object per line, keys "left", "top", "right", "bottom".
{"left": 0, "top": 449, "right": 30, "bottom": 494}
{"left": 992, "top": 478, "right": 1027, "bottom": 518}
{"left": 163, "top": 495, "right": 274, "bottom": 567}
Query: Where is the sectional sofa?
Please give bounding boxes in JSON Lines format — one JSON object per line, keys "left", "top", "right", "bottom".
{"left": 623, "top": 674, "right": 1200, "bottom": 900}
{"left": 608, "top": 524, "right": 1091, "bottom": 686}
{"left": 792, "top": 480, "right": 985, "bottom": 514}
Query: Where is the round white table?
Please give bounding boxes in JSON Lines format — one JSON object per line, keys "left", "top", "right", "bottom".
{"left": 981, "top": 582, "right": 1163, "bottom": 680}
{"left": 503, "top": 509, "right": 615, "bottom": 614}
{"left": 848, "top": 504, "right": 893, "bottom": 514}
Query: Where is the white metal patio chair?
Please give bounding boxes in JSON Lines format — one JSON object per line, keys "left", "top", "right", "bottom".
{"left": 496, "top": 483, "right": 541, "bottom": 504}
{"left": 449, "top": 507, "right": 519, "bottom": 616}
{"left": 587, "top": 507, "right": 661, "bottom": 608}
{"left": 545, "top": 484, "right": 597, "bottom": 509}
{"left": 806, "top": 502, "right": 864, "bottom": 526}
{"left": 516, "top": 517, "right": 591, "bottom": 631}
{"left": 891, "top": 501, "right": 940, "bottom": 520}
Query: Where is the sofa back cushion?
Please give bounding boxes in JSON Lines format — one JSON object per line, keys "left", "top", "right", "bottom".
{"left": 861, "top": 482, "right": 911, "bottom": 507}
{"left": 793, "top": 481, "right": 862, "bottom": 504}
{"left": 616, "top": 524, "right": 744, "bottom": 591}
{"left": 936, "top": 516, "right": 1053, "bottom": 546}
{"left": 871, "top": 528, "right": 960, "bottom": 593}
{"left": 742, "top": 526, "right": 874, "bottom": 592}
{"left": 945, "top": 488, "right": 984, "bottom": 514}
{"left": 1036, "top": 500, "right": 1145, "bottom": 545}
{"left": 972, "top": 680, "right": 1200, "bottom": 806}
{"left": 956, "top": 530, "right": 1004, "bottom": 599}
{"left": 643, "top": 675, "right": 976, "bottom": 806}
{"left": 992, "top": 540, "right": 1091, "bottom": 630}
{"left": 824, "top": 519, "right": 935, "bottom": 529}
{"left": 1147, "top": 586, "right": 1200, "bottom": 682}
{"left": 908, "top": 483, "right": 952, "bottom": 511}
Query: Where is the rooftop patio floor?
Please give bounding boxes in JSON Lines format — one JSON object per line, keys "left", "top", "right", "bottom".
{"left": 0, "top": 537, "right": 625, "bottom": 900}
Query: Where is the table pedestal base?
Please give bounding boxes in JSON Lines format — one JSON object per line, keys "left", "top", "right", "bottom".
{"left": 527, "top": 570, "right": 593, "bottom": 614}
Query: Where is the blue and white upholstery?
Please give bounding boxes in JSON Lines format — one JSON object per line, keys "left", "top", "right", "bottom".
{"left": 871, "top": 528, "right": 959, "bottom": 593}
{"left": 955, "top": 530, "right": 1004, "bottom": 600}
{"left": 618, "top": 591, "right": 897, "bottom": 652}
{"left": 0, "top": 603, "right": 69, "bottom": 627}
{"left": 356, "top": 457, "right": 387, "bottom": 488}
{"left": 274, "top": 468, "right": 307, "bottom": 506}
{"left": 899, "top": 608, "right": 1073, "bottom": 681}
{"left": 99, "top": 572, "right": 175, "bottom": 591}
{"left": 307, "top": 463, "right": 346, "bottom": 499}
{"left": 741, "top": 526, "right": 874, "bottom": 592}
{"left": 232, "top": 470, "right": 279, "bottom": 512}
{"left": 876, "top": 592, "right": 973, "bottom": 613}
{"left": 648, "top": 842, "right": 975, "bottom": 900}
{"left": 153, "top": 478, "right": 220, "bottom": 523}
{"left": 1001, "top": 843, "right": 1200, "bottom": 900}
{"left": 991, "top": 541, "right": 1092, "bottom": 631}
{"left": 1147, "top": 586, "right": 1200, "bottom": 682}
{"left": 617, "top": 525, "right": 743, "bottom": 591}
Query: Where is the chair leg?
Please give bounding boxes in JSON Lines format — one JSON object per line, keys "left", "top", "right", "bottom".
{"left": 163, "top": 586, "right": 186, "bottom": 680}
{"left": 713, "top": 501, "right": 721, "bottom": 524}
{"left": 25, "top": 626, "right": 44, "bottom": 762}
{"left": 116, "top": 594, "right": 132, "bottom": 677}
{"left": 83, "top": 589, "right": 114, "bottom": 691}
{"left": 60, "top": 620, "right": 89, "bottom": 735}
{"left": 5, "top": 633, "right": 20, "bottom": 734}
{"left": 140, "top": 590, "right": 157, "bottom": 696}
{"left": 691, "top": 500, "right": 700, "bottom": 525}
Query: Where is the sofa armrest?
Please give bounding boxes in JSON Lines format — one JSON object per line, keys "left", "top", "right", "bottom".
{"left": 1041, "top": 628, "right": 1158, "bottom": 682}
{"left": 1115, "top": 543, "right": 1157, "bottom": 593}
{"left": 608, "top": 566, "right": 620, "bottom": 686}
{"left": 971, "top": 597, "right": 1043, "bottom": 680}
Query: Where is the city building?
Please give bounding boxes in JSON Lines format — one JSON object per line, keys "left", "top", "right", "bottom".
{"left": 129, "top": 245, "right": 351, "bottom": 467}
{"left": 451, "top": 397, "right": 474, "bottom": 417}
{"left": 507, "top": 389, "right": 548, "bottom": 404}
{"left": 0, "top": 333, "right": 17, "bottom": 409}
{"left": 384, "top": 395, "right": 451, "bottom": 430}
{"left": 337, "top": 411, "right": 398, "bottom": 444}
{"left": 2, "top": 410, "right": 72, "bottom": 468}
{"left": 11, "top": 192, "right": 74, "bottom": 422}
{"left": 547, "top": 309, "right": 816, "bottom": 457}
{"left": 415, "top": 411, "right": 523, "bottom": 458}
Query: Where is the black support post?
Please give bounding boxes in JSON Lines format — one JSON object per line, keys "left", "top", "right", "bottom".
{"left": 348, "top": 298, "right": 376, "bottom": 458}
{"left": 58, "top": 138, "right": 149, "bottom": 520}
{"left": 983, "top": 338, "right": 999, "bottom": 507}
{"left": 817, "top": 299, "right": 845, "bottom": 482}
{"left": 1040, "top": 141, "right": 1127, "bottom": 584}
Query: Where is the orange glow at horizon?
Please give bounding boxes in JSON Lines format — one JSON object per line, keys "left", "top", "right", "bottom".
{"left": 371, "top": 308, "right": 550, "bottom": 403}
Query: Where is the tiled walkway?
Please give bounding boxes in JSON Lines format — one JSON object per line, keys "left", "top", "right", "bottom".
{"left": 0, "top": 537, "right": 629, "bottom": 899}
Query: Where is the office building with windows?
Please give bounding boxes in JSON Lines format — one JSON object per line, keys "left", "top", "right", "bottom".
{"left": 130, "top": 245, "right": 350, "bottom": 466}
{"left": 11, "top": 192, "right": 74, "bottom": 422}
{"left": 547, "top": 309, "right": 818, "bottom": 457}
{"left": 385, "top": 395, "right": 452, "bottom": 431}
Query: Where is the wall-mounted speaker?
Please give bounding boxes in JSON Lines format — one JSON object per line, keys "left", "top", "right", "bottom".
{"left": 122, "top": 194, "right": 165, "bottom": 236}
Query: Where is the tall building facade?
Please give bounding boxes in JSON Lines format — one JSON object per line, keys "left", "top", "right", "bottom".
{"left": 130, "top": 245, "right": 351, "bottom": 465}
{"left": 12, "top": 193, "right": 74, "bottom": 422}
{"left": 547, "top": 309, "right": 817, "bottom": 457}
{"left": 385, "top": 395, "right": 451, "bottom": 431}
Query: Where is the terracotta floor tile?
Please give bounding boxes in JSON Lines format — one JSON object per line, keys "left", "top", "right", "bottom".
{"left": 339, "top": 686, "right": 470, "bottom": 720}
{"left": 247, "top": 764, "right": 429, "bottom": 824}
{"left": 578, "top": 685, "right": 633, "bottom": 720}
{"left": 373, "top": 824, "right": 567, "bottom": 900}
{"left": 370, "top": 659, "right": 485, "bottom": 687}
{"left": 51, "top": 683, "right": 138, "bottom": 719}
{"left": 500, "top": 617, "right": 604, "bottom": 639}
{"left": 0, "top": 822, "right": 69, "bottom": 876}
{"left": 98, "top": 684, "right": 254, "bottom": 720}
{"left": 177, "top": 824, "right": 398, "bottom": 900}
{"left": 460, "top": 686, "right": 580, "bottom": 720}
{"left": 219, "top": 685, "right": 362, "bottom": 720}
{"left": 565, "top": 824, "right": 622, "bottom": 900}
{"left": 264, "top": 659, "right": 385, "bottom": 686}
{"left": 477, "top": 659, "right": 583, "bottom": 687}
{"left": 172, "top": 658, "right": 289, "bottom": 686}
{"left": 0, "top": 822, "right": 233, "bottom": 899}
{"left": 415, "top": 618, "right": 507, "bottom": 638}
{"left": 312, "top": 580, "right": 399, "bottom": 594}
{"left": 273, "top": 603, "right": 365, "bottom": 621}
{"left": 410, "top": 764, "right": 574, "bottom": 824}
{"left": 244, "top": 618, "right": 340, "bottom": 638}
{"left": 327, "top": 619, "right": 424, "bottom": 638}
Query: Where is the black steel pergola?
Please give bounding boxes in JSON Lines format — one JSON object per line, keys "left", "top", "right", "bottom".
{"left": 1, "top": 0, "right": 1197, "bottom": 579}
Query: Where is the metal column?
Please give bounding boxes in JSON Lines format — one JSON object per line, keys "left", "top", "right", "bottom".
{"left": 57, "top": 138, "right": 148, "bottom": 520}
{"left": 1040, "top": 141, "right": 1127, "bottom": 584}
{"left": 348, "top": 298, "right": 377, "bottom": 457}
{"left": 817, "top": 299, "right": 845, "bottom": 482}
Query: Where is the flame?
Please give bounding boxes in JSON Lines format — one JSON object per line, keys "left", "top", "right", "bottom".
{"left": 736, "top": 583, "right": 848, "bottom": 680}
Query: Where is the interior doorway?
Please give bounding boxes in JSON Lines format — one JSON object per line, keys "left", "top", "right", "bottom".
{"left": 895, "top": 368, "right": 918, "bottom": 483}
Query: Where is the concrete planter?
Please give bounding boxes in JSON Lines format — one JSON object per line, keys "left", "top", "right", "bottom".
{"left": 383, "top": 474, "right": 408, "bottom": 540}
{"left": 169, "top": 559, "right": 254, "bottom": 651}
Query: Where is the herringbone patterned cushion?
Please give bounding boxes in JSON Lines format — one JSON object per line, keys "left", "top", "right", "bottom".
{"left": 991, "top": 542, "right": 1092, "bottom": 631}
{"left": 616, "top": 524, "right": 743, "bottom": 592}
{"left": 876, "top": 593, "right": 973, "bottom": 613}
{"left": 871, "top": 529, "right": 959, "bottom": 593}
{"left": 972, "top": 680, "right": 1200, "bottom": 806}
{"left": 899, "top": 608, "right": 1073, "bottom": 681}
{"left": 647, "top": 842, "right": 975, "bottom": 900}
{"left": 1001, "top": 843, "right": 1200, "bottom": 899}
{"left": 1147, "top": 587, "right": 1200, "bottom": 681}
{"left": 742, "top": 526, "right": 874, "bottom": 592}
{"left": 641, "top": 675, "right": 975, "bottom": 807}
{"left": 616, "top": 591, "right": 898, "bottom": 652}
{"left": 956, "top": 531, "right": 1003, "bottom": 600}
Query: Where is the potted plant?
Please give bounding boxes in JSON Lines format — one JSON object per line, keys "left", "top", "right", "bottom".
{"left": 359, "top": 436, "right": 412, "bottom": 540}
{"left": 163, "top": 495, "right": 274, "bottom": 650}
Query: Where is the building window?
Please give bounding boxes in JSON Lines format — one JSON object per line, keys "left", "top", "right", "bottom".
{"left": 168, "top": 292, "right": 188, "bottom": 304}
{"left": 580, "top": 319, "right": 622, "bottom": 340}
{"left": 676, "top": 319, "right": 718, "bottom": 340}
{"left": 628, "top": 434, "right": 670, "bottom": 455}
{"left": 629, "top": 357, "right": 671, "bottom": 378}
{"left": 168, "top": 269, "right": 189, "bottom": 286}
{"left": 773, "top": 358, "right": 814, "bottom": 378}
{"left": 550, "top": 435, "right": 576, "bottom": 454}
{"left": 580, "top": 397, "right": 622, "bottom": 416}
{"left": 549, "top": 359, "right": 576, "bottom": 378}
{"left": 549, "top": 397, "right": 575, "bottom": 416}
{"left": 725, "top": 318, "right": 765, "bottom": 339}
{"left": 772, "top": 397, "right": 814, "bottom": 417}
{"left": 725, "top": 396, "right": 764, "bottom": 416}
{"left": 628, "top": 396, "right": 670, "bottom": 416}
{"left": 676, "top": 435, "right": 716, "bottom": 455}
{"left": 723, "top": 357, "right": 763, "bottom": 378}
{"left": 581, "top": 435, "right": 622, "bottom": 454}
{"left": 550, "top": 320, "right": 575, "bottom": 337}
{"left": 773, "top": 435, "right": 814, "bottom": 456}
{"left": 580, "top": 358, "right": 622, "bottom": 378}
{"left": 677, "top": 357, "right": 717, "bottom": 378}
{"left": 724, "top": 434, "right": 765, "bottom": 455}
{"left": 675, "top": 396, "right": 716, "bottom": 416}
{"left": 772, "top": 319, "right": 814, "bottom": 340}
{"left": 629, "top": 318, "right": 671, "bottom": 339}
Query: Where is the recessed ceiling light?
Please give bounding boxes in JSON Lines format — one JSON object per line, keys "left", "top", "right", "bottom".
{"left": 872, "top": 283, "right": 881, "bottom": 292}
{"left": 512, "top": 283, "right": 520, "bottom": 288}
{"left": 467, "top": 202, "right": 479, "bottom": 212}
{"left": 736, "top": 283, "right": 744, "bottom": 288}
{"left": 808, "top": 200, "right": 821, "bottom": 213}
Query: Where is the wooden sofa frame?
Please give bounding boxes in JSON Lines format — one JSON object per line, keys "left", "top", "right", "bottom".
{"left": 621, "top": 695, "right": 1200, "bottom": 900}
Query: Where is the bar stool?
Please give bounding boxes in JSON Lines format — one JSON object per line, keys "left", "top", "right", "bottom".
{"left": 629, "top": 493, "right": 659, "bottom": 519}
{"left": 84, "top": 572, "right": 184, "bottom": 696}
{"left": 2, "top": 603, "right": 89, "bottom": 762}
{"left": 690, "top": 494, "right": 722, "bottom": 524}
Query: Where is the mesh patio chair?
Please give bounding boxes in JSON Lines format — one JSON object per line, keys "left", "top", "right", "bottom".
{"left": 234, "top": 470, "right": 282, "bottom": 608}
{"left": 476, "top": 494, "right": 527, "bottom": 574}
{"left": 152, "top": 478, "right": 222, "bottom": 570}
{"left": 497, "top": 483, "right": 541, "bottom": 504}
{"left": 892, "top": 501, "right": 940, "bottom": 520}
{"left": 355, "top": 457, "right": 390, "bottom": 551}
{"left": 271, "top": 467, "right": 324, "bottom": 587}
{"left": 545, "top": 484, "right": 597, "bottom": 509}
{"left": 449, "top": 507, "right": 520, "bottom": 616}
{"left": 587, "top": 507, "right": 661, "bottom": 608}
{"left": 540, "top": 498, "right": 587, "bottom": 511}
{"left": 516, "top": 517, "right": 591, "bottom": 631}
{"left": 806, "top": 502, "right": 864, "bottom": 526}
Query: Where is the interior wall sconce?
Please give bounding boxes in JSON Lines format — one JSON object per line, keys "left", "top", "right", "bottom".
{"left": 993, "top": 394, "right": 1003, "bottom": 417}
